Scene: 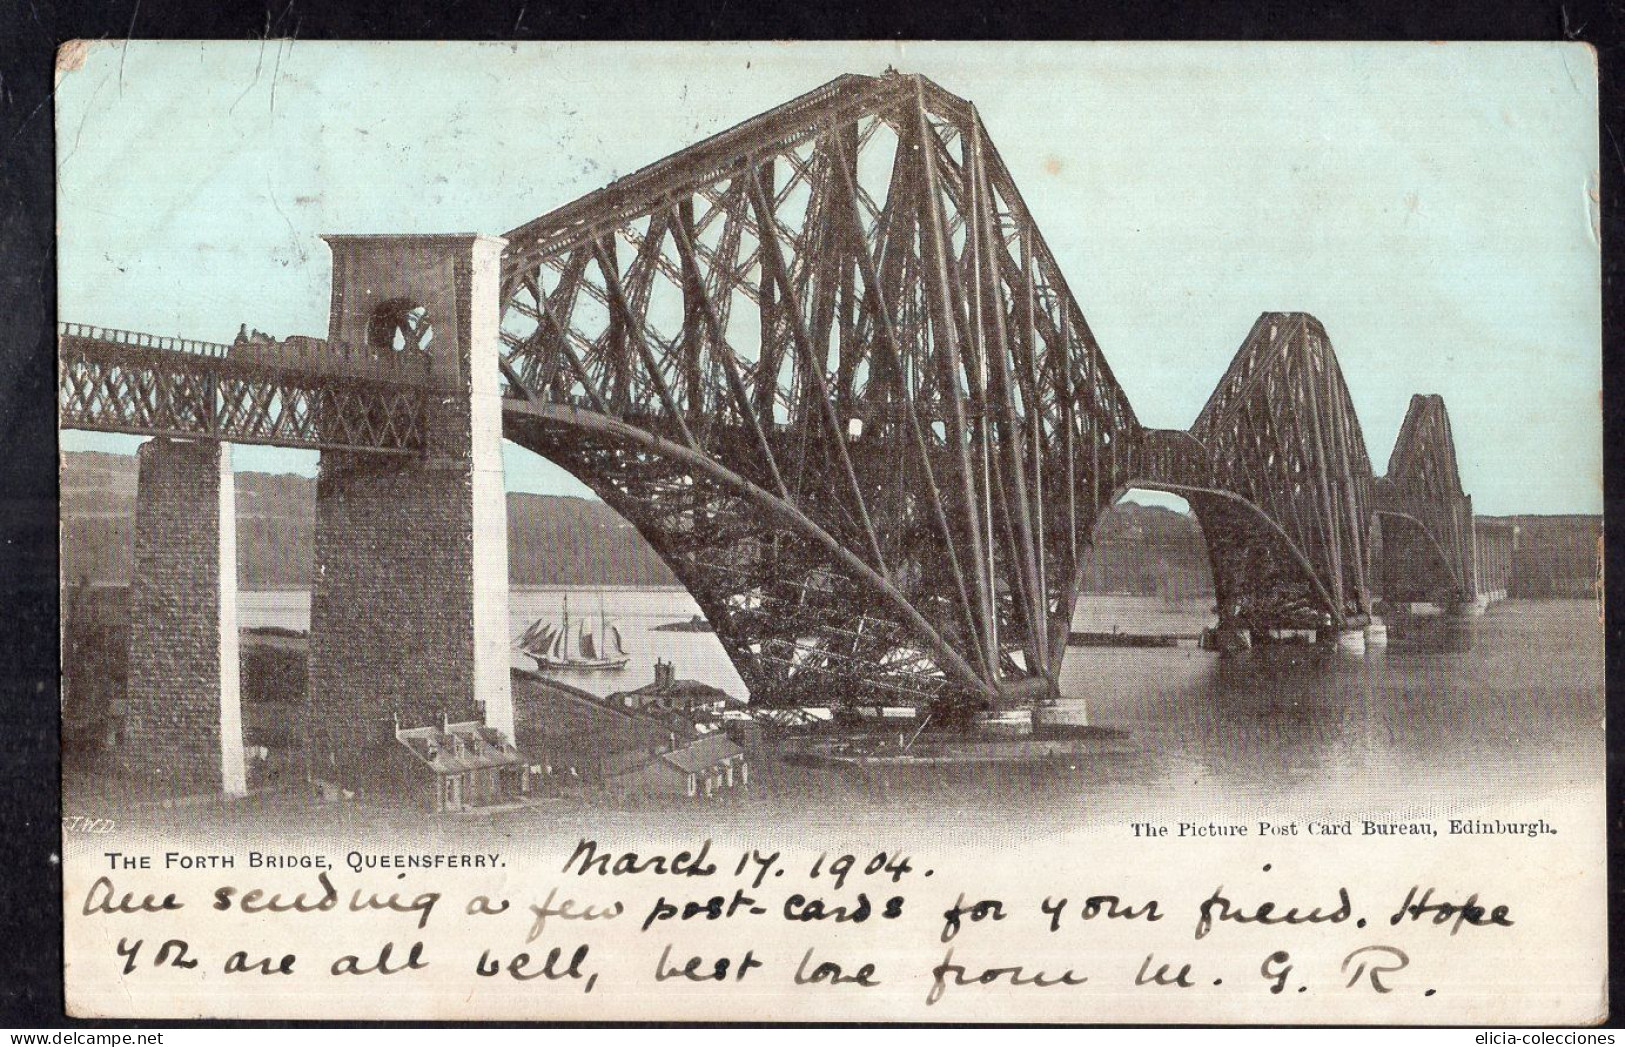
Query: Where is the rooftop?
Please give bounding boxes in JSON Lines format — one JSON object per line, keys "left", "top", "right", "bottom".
{"left": 660, "top": 733, "right": 745, "bottom": 775}
{"left": 396, "top": 719, "right": 524, "bottom": 775}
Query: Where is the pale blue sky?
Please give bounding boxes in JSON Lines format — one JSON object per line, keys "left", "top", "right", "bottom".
{"left": 57, "top": 42, "right": 1601, "bottom": 514}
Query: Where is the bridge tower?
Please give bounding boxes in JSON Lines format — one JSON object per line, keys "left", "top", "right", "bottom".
{"left": 1375, "top": 394, "right": 1478, "bottom": 612}
{"left": 306, "top": 235, "right": 514, "bottom": 788}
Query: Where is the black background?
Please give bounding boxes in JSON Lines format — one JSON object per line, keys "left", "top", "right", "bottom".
{"left": 2, "top": 0, "right": 1621, "bottom": 1028}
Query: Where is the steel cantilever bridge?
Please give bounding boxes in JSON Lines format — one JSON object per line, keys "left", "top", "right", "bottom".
{"left": 58, "top": 72, "right": 1485, "bottom": 721}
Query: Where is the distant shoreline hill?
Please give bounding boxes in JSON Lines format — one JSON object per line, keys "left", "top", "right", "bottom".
{"left": 61, "top": 450, "right": 1215, "bottom": 596}
{"left": 60, "top": 451, "right": 1597, "bottom": 598}
{"left": 61, "top": 450, "right": 678, "bottom": 589}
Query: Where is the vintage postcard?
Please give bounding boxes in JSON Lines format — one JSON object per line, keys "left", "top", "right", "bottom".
{"left": 55, "top": 41, "right": 1604, "bottom": 1023}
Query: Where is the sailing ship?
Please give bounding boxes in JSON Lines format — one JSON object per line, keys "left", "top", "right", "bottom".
{"left": 515, "top": 594, "right": 631, "bottom": 672}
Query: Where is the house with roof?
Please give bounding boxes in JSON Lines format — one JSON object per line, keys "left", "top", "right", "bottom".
{"left": 385, "top": 715, "right": 536, "bottom": 812}
{"left": 605, "top": 732, "right": 748, "bottom": 800}
{"left": 609, "top": 659, "right": 733, "bottom": 718}
{"left": 513, "top": 669, "right": 747, "bottom": 800}
{"left": 514, "top": 671, "right": 677, "bottom": 782}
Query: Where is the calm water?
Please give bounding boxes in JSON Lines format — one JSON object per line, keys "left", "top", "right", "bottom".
{"left": 239, "top": 588, "right": 1220, "bottom": 702}
{"left": 237, "top": 589, "right": 1603, "bottom": 838}
{"left": 242, "top": 586, "right": 747, "bottom": 698}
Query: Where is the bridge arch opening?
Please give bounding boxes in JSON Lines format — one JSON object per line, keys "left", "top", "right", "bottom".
{"left": 501, "top": 444, "right": 677, "bottom": 590}
{"left": 1074, "top": 489, "right": 1216, "bottom": 641}
{"left": 496, "top": 439, "right": 756, "bottom": 706}
{"left": 500, "top": 402, "right": 994, "bottom": 712}
{"left": 1372, "top": 510, "right": 1466, "bottom": 610}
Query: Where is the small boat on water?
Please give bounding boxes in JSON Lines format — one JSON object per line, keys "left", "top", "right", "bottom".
{"left": 516, "top": 595, "right": 630, "bottom": 672}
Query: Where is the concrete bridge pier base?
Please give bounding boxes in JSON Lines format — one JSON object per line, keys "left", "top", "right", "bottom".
{"left": 124, "top": 437, "right": 247, "bottom": 797}
{"left": 1332, "top": 628, "right": 1367, "bottom": 655}
{"left": 1314, "top": 626, "right": 1368, "bottom": 654}
{"left": 1214, "top": 626, "right": 1252, "bottom": 656}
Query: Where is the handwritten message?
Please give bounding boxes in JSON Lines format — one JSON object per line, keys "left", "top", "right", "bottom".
{"left": 62, "top": 828, "right": 1587, "bottom": 1024}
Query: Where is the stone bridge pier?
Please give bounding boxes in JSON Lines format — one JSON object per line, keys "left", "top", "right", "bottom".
{"left": 305, "top": 234, "right": 514, "bottom": 791}
{"left": 124, "top": 437, "right": 247, "bottom": 796}
{"left": 1475, "top": 519, "right": 1515, "bottom": 606}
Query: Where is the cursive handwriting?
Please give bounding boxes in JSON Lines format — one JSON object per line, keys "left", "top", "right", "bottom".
{"left": 1388, "top": 886, "right": 1513, "bottom": 934}
{"left": 83, "top": 876, "right": 182, "bottom": 916}
{"left": 1194, "top": 885, "right": 1352, "bottom": 940}
{"left": 926, "top": 947, "right": 1088, "bottom": 1006}
{"left": 563, "top": 838, "right": 717, "bottom": 878}
{"left": 528, "top": 888, "right": 624, "bottom": 942}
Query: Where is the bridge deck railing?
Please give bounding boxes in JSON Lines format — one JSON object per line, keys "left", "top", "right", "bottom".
{"left": 61, "top": 322, "right": 435, "bottom": 384}
{"left": 59, "top": 322, "right": 232, "bottom": 359}
{"left": 59, "top": 326, "right": 432, "bottom": 455}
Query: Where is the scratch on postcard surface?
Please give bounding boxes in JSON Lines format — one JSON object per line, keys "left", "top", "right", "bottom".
{"left": 118, "top": 0, "right": 140, "bottom": 94}
{"left": 230, "top": 37, "right": 269, "bottom": 116}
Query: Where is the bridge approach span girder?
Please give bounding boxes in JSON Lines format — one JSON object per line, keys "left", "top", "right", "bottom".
{"left": 58, "top": 326, "right": 430, "bottom": 455}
